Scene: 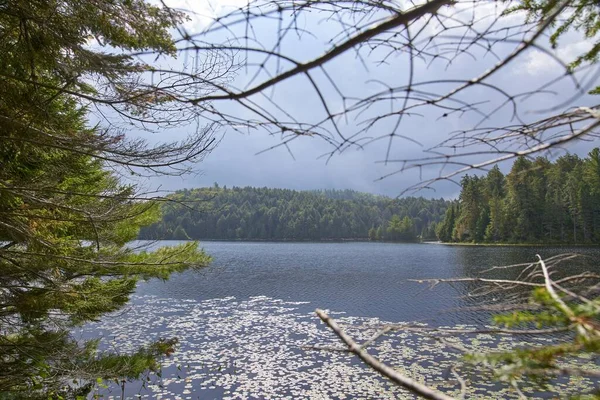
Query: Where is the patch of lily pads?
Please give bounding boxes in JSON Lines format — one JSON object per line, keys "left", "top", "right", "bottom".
{"left": 78, "top": 295, "right": 598, "bottom": 399}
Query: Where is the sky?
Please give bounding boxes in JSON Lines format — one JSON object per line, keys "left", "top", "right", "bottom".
{"left": 127, "top": 0, "right": 600, "bottom": 199}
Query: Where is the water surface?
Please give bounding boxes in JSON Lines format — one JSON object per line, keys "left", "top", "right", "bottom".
{"left": 84, "top": 242, "right": 600, "bottom": 399}
{"left": 138, "top": 241, "right": 599, "bottom": 324}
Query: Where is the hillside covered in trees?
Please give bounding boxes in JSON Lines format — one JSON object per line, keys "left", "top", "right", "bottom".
{"left": 437, "top": 149, "right": 600, "bottom": 244}
{"left": 139, "top": 187, "right": 450, "bottom": 241}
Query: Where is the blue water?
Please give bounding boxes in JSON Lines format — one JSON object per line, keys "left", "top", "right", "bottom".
{"left": 84, "top": 242, "right": 600, "bottom": 399}
{"left": 137, "top": 241, "right": 599, "bottom": 325}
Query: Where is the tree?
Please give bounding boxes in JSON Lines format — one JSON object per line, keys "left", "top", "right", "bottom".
{"left": 386, "top": 215, "right": 416, "bottom": 241}
{"left": 443, "top": 151, "right": 600, "bottom": 244}
{"left": 453, "top": 176, "right": 486, "bottom": 242}
{"left": 436, "top": 203, "right": 457, "bottom": 243}
{"left": 0, "top": 0, "right": 217, "bottom": 397}
{"left": 368, "top": 226, "right": 377, "bottom": 241}
{"left": 375, "top": 226, "right": 383, "bottom": 241}
{"left": 583, "top": 148, "right": 600, "bottom": 241}
{"left": 484, "top": 166, "right": 505, "bottom": 242}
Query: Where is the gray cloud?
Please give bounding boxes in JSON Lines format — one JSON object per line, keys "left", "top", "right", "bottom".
{"left": 135, "top": 4, "right": 599, "bottom": 198}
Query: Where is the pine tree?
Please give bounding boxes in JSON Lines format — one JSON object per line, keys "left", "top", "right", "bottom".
{"left": 436, "top": 203, "right": 457, "bottom": 243}
{"left": 446, "top": 151, "right": 600, "bottom": 244}
{"left": 454, "top": 176, "right": 485, "bottom": 241}
{"left": 0, "top": 1, "right": 212, "bottom": 397}
{"left": 583, "top": 149, "right": 600, "bottom": 241}
{"left": 484, "top": 166, "right": 505, "bottom": 242}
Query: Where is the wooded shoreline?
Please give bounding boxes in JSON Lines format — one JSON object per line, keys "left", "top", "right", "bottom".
{"left": 148, "top": 238, "right": 600, "bottom": 246}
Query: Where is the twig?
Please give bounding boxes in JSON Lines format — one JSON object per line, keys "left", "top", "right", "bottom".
{"left": 511, "top": 380, "right": 527, "bottom": 400}
{"left": 360, "top": 326, "right": 393, "bottom": 349}
{"left": 537, "top": 254, "right": 574, "bottom": 319}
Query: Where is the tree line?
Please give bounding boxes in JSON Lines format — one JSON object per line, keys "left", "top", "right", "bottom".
{"left": 139, "top": 186, "right": 450, "bottom": 241}
{"left": 437, "top": 149, "right": 600, "bottom": 244}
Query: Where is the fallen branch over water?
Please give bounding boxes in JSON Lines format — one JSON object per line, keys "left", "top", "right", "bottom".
{"left": 315, "top": 309, "right": 455, "bottom": 400}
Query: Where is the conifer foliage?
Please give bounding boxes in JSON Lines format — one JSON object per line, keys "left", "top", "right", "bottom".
{"left": 437, "top": 150, "right": 600, "bottom": 243}
{"left": 0, "top": 1, "right": 212, "bottom": 397}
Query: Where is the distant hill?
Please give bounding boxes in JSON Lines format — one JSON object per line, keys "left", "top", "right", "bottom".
{"left": 139, "top": 186, "right": 451, "bottom": 241}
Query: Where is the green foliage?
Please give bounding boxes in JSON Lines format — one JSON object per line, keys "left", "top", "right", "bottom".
{"left": 436, "top": 202, "right": 458, "bottom": 242}
{"left": 467, "top": 281, "right": 600, "bottom": 393}
{"left": 505, "top": 0, "right": 600, "bottom": 93}
{"left": 0, "top": 0, "right": 211, "bottom": 398}
{"left": 386, "top": 215, "right": 416, "bottom": 241}
{"left": 139, "top": 187, "right": 450, "bottom": 242}
{"left": 438, "top": 150, "right": 600, "bottom": 243}
{"left": 368, "top": 226, "right": 377, "bottom": 241}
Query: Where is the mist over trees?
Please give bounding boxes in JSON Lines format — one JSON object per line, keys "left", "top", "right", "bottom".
{"left": 437, "top": 149, "right": 600, "bottom": 244}
{"left": 139, "top": 187, "right": 450, "bottom": 241}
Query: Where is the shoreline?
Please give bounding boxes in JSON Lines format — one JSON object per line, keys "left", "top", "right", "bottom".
{"left": 140, "top": 238, "right": 420, "bottom": 244}
{"left": 435, "top": 241, "right": 600, "bottom": 247}
{"left": 137, "top": 238, "right": 599, "bottom": 247}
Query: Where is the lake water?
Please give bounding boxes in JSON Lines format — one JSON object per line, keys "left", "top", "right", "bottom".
{"left": 81, "top": 242, "right": 600, "bottom": 399}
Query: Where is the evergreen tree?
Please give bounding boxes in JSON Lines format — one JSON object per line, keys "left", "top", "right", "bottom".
{"left": 368, "top": 227, "right": 377, "bottom": 241}
{"left": 505, "top": 157, "right": 536, "bottom": 241}
{"left": 0, "top": 1, "right": 212, "bottom": 397}
{"left": 436, "top": 203, "right": 457, "bottom": 243}
{"left": 583, "top": 149, "right": 600, "bottom": 241}
{"left": 376, "top": 226, "right": 383, "bottom": 241}
{"left": 454, "top": 176, "right": 485, "bottom": 241}
{"left": 441, "top": 151, "right": 600, "bottom": 244}
{"left": 484, "top": 166, "right": 505, "bottom": 241}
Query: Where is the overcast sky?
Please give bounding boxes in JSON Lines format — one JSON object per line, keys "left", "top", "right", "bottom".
{"left": 129, "top": 0, "right": 599, "bottom": 198}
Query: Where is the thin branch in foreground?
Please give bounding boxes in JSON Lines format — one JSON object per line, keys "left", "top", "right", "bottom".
{"left": 315, "top": 309, "right": 455, "bottom": 400}
{"left": 450, "top": 366, "right": 466, "bottom": 400}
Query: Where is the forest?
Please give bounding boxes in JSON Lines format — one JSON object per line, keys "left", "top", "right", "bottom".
{"left": 437, "top": 149, "right": 600, "bottom": 244}
{"left": 139, "top": 187, "right": 450, "bottom": 241}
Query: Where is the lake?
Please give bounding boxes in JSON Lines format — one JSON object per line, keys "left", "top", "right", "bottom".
{"left": 81, "top": 241, "right": 600, "bottom": 399}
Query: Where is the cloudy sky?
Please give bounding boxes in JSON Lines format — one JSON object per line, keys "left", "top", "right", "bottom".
{"left": 131, "top": 0, "right": 599, "bottom": 198}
